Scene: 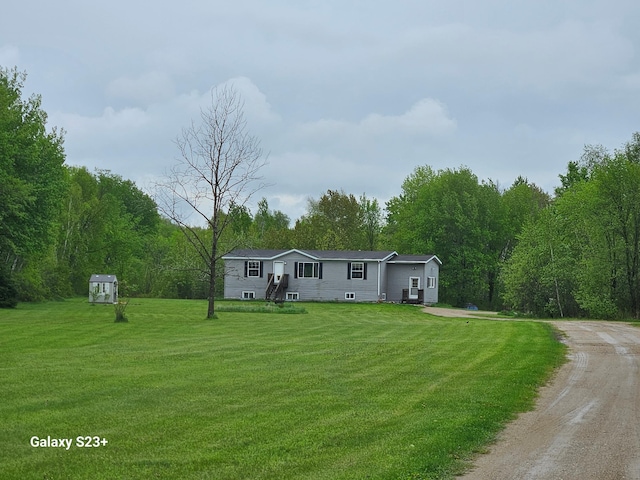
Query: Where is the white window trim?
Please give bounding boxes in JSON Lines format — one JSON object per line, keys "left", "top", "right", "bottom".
{"left": 247, "top": 261, "right": 260, "bottom": 277}
{"left": 427, "top": 276, "right": 436, "bottom": 288}
{"left": 286, "top": 292, "right": 299, "bottom": 301}
{"left": 242, "top": 291, "right": 255, "bottom": 299}
{"left": 345, "top": 292, "right": 356, "bottom": 300}
{"left": 350, "top": 262, "right": 364, "bottom": 279}
{"left": 298, "top": 262, "right": 320, "bottom": 278}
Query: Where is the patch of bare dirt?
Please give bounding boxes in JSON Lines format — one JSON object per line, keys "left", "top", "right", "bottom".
{"left": 456, "top": 320, "right": 640, "bottom": 479}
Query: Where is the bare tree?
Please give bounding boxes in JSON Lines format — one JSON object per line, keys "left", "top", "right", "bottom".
{"left": 155, "top": 84, "right": 267, "bottom": 318}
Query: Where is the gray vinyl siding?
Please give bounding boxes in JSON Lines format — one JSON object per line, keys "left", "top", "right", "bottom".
{"left": 423, "top": 259, "right": 439, "bottom": 304}
{"left": 223, "top": 259, "right": 266, "bottom": 299}
{"left": 273, "top": 253, "right": 378, "bottom": 302}
{"left": 293, "top": 259, "right": 379, "bottom": 302}
{"left": 385, "top": 259, "right": 440, "bottom": 304}
{"left": 224, "top": 253, "right": 382, "bottom": 302}
{"left": 222, "top": 250, "right": 439, "bottom": 304}
{"left": 386, "top": 264, "right": 419, "bottom": 303}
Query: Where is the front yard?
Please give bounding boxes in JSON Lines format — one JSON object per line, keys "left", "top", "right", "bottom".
{"left": 0, "top": 299, "right": 564, "bottom": 479}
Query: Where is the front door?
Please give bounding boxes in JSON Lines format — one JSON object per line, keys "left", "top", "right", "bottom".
{"left": 409, "top": 277, "right": 420, "bottom": 300}
{"left": 273, "top": 261, "right": 285, "bottom": 284}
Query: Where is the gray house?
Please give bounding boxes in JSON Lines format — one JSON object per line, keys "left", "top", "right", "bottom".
{"left": 222, "top": 249, "right": 441, "bottom": 304}
{"left": 89, "top": 274, "right": 119, "bottom": 304}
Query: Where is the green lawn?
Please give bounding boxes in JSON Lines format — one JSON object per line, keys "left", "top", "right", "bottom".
{"left": 0, "top": 299, "right": 565, "bottom": 479}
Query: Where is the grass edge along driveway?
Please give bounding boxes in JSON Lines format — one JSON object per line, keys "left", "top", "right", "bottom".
{"left": 0, "top": 299, "right": 565, "bottom": 479}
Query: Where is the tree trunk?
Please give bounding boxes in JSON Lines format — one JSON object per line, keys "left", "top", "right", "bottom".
{"left": 207, "top": 259, "right": 216, "bottom": 318}
{"left": 207, "top": 225, "right": 217, "bottom": 318}
{"left": 207, "top": 218, "right": 219, "bottom": 319}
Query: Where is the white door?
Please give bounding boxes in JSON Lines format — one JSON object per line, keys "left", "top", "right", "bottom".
{"left": 409, "top": 277, "right": 420, "bottom": 300}
{"left": 273, "top": 261, "right": 285, "bottom": 284}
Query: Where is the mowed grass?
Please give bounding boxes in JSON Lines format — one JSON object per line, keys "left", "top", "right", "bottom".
{"left": 0, "top": 299, "right": 565, "bottom": 479}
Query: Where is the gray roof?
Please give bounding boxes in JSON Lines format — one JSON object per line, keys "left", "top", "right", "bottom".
{"left": 222, "top": 249, "right": 439, "bottom": 264}
{"left": 302, "top": 250, "right": 396, "bottom": 261}
{"left": 388, "top": 254, "right": 442, "bottom": 264}
{"left": 222, "top": 248, "right": 396, "bottom": 261}
{"left": 223, "top": 249, "right": 289, "bottom": 259}
{"left": 89, "top": 274, "right": 118, "bottom": 282}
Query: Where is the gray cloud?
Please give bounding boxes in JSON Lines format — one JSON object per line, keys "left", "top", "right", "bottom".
{"left": 2, "top": 0, "right": 640, "bottom": 221}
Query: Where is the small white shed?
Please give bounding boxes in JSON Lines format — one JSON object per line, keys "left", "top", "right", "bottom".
{"left": 89, "top": 274, "right": 118, "bottom": 304}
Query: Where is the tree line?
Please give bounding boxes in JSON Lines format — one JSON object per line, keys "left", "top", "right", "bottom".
{"left": 2, "top": 67, "right": 640, "bottom": 319}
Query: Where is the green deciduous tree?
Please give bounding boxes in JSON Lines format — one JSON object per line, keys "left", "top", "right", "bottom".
{"left": 502, "top": 177, "right": 550, "bottom": 241}
{"left": 360, "top": 194, "right": 382, "bottom": 251}
{"left": 54, "top": 167, "right": 160, "bottom": 296}
{"left": 385, "top": 166, "right": 507, "bottom": 309}
{"left": 252, "top": 198, "right": 291, "bottom": 249}
{"left": 292, "top": 190, "right": 382, "bottom": 251}
{"left": 567, "top": 140, "right": 640, "bottom": 318}
{"left": 152, "top": 225, "right": 212, "bottom": 299}
{"left": 503, "top": 133, "right": 640, "bottom": 319}
{"left": 500, "top": 206, "right": 578, "bottom": 317}
{"left": 0, "top": 67, "right": 67, "bottom": 302}
{"left": 293, "top": 190, "right": 358, "bottom": 250}
{"left": 384, "top": 165, "right": 436, "bottom": 254}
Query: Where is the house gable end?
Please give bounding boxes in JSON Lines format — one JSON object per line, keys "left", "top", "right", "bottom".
{"left": 222, "top": 249, "right": 320, "bottom": 261}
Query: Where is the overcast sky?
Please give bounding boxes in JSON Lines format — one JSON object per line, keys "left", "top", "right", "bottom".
{"left": 2, "top": 1, "right": 640, "bottom": 221}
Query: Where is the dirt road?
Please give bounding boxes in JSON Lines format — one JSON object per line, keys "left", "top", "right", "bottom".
{"left": 456, "top": 320, "right": 640, "bottom": 479}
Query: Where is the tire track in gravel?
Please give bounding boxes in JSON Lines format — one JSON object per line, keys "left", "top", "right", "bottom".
{"left": 458, "top": 321, "right": 640, "bottom": 480}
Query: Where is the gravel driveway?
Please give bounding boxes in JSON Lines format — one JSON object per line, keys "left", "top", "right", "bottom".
{"left": 454, "top": 320, "right": 640, "bottom": 479}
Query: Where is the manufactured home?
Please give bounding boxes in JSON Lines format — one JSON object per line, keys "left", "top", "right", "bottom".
{"left": 222, "top": 249, "right": 441, "bottom": 304}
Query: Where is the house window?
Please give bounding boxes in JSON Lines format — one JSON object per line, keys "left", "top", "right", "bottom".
{"left": 242, "top": 291, "right": 255, "bottom": 299}
{"left": 248, "top": 261, "right": 261, "bottom": 277}
{"left": 350, "top": 262, "right": 364, "bottom": 279}
{"left": 286, "top": 292, "right": 299, "bottom": 301}
{"left": 345, "top": 292, "right": 356, "bottom": 300}
{"left": 427, "top": 276, "right": 436, "bottom": 288}
{"left": 298, "top": 262, "right": 320, "bottom": 278}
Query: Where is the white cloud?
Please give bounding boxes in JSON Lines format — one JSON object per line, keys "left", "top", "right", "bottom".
{"left": 50, "top": 77, "right": 284, "bottom": 201}
{"left": 7, "top": 0, "right": 639, "bottom": 222}
{"left": 218, "top": 76, "right": 282, "bottom": 126}
{"left": 50, "top": 104, "right": 162, "bottom": 175}
{"left": 266, "top": 193, "right": 308, "bottom": 221}
{"left": 295, "top": 98, "right": 456, "bottom": 143}
{"left": 361, "top": 99, "right": 456, "bottom": 135}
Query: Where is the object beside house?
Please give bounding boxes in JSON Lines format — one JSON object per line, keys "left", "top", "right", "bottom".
{"left": 89, "top": 274, "right": 119, "bottom": 304}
